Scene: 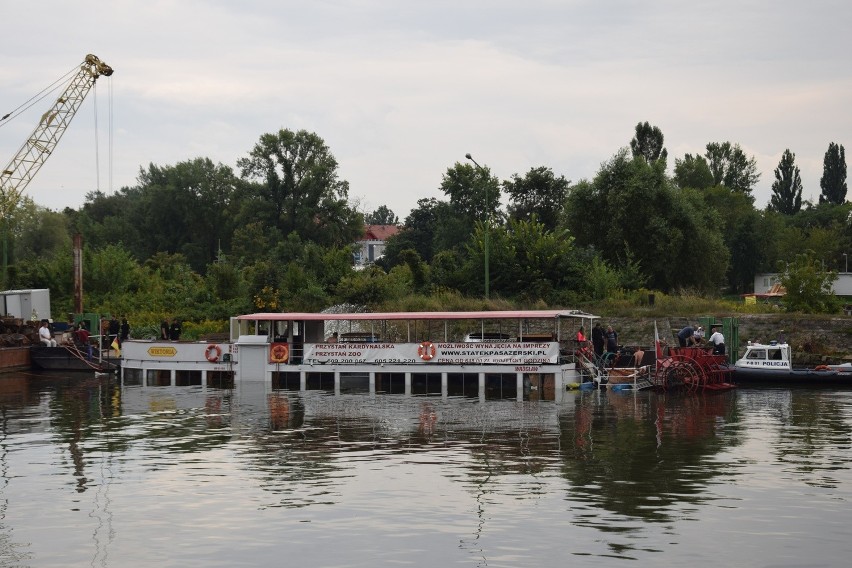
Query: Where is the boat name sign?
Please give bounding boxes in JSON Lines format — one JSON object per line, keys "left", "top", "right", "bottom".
{"left": 148, "top": 346, "right": 177, "bottom": 357}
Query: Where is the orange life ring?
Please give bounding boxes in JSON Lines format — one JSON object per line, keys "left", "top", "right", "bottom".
{"left": 814, "top": 365, "right": 830, "bottom": 371}
{"left": 418, "top": 340, "right": 436, "bottom": 361}
{"left": 270, "top": 343, "right": 290, "bottom": 363}
{"left": 205, "top": 344, "right": 222, "bottom": 363}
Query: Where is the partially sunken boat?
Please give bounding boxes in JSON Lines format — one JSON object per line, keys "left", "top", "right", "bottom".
{"left": 120, "top": 309, "right": 598, "bottom": 401}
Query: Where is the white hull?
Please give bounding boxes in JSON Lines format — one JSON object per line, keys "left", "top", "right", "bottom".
{"left": 120, "top": 339, "right": 580, "bottom": 402}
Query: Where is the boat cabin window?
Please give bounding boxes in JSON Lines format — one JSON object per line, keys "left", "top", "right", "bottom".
{"left": 769, "top": 348, "right": 783, "bottom": 360}
{"left": 340, "top": 332, "right": 380, "bottom": 343}
{"left": 746, "top": 349, "right": 766, "bottom": 360}
{"left": 464, "top": 332, "right": 513, "bottom": 342}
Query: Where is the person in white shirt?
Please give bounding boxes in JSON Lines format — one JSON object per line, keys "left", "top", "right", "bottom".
{"left": 709, "top": 326, "right": 725, "bottom": 355}
{"left": 39, "top": 320, "right": 57, "bottom": 347}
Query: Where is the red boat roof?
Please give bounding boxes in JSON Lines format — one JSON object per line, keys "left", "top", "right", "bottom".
{"left": 237, "top": 309, "right": 597, "bottom": 321}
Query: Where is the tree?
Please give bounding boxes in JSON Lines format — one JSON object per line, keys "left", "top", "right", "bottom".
{"left": 503, "top": 166, "right": 570, "bottom": 231}
{"left": 701, "top": 187, "right": 762, "bottom": 292}
{"left": 768, "top": 149, "right": 803, "bottom": 215}
{"left": 705, "top": 142, "right": 760, "bottom": 193}
{"left": 630, "top": 121, "right": 668, "bottom": 163}
{"left": 365, "top": 205, "right": 398, "bottom": 225}
{"left": 778, "top": 251, "right": 839, "bottom": 313}
{"left": 564, "top": 150, "right": 728, "bottom": 292}
{"left": 237, "top": 129, "right": 362, "bottom": 248}
{"left": 819, "top": 142, "right": 847, "bottom": 205}
{"left": 382, "top": 197, "right": 463, "bottom": 265}
{"left": 439, "top": 161, "right": 501, "bottom": 224}
{"left": 673, "top": 154, "right": 714, "bottom": 190}
{"left": 135, "top": 158, "right": 239, "bottom": 271}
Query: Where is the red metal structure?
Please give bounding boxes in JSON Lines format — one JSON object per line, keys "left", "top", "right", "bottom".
{"left": 653, "top": 346, "right": 734, "bottom": 392}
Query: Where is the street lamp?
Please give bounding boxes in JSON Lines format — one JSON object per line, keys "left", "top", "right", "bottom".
{"left": 465, "top": 153, "right": 489, "bottom": 299}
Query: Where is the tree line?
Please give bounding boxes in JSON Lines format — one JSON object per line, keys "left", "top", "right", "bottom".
{"left": 5, "top": 123, "right": 849, "bottom": 328}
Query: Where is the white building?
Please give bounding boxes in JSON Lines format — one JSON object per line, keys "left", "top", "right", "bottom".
{"left": 353, "top": 224, "right": 399, "bottom": 268}
{"left": 753, "top": 273, "right": 852, "bottom": 296}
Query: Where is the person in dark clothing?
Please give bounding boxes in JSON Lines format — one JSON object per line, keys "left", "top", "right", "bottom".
{"left": 169, "top": 318, "right": 182, "bottom": 341}
{"left": 160, "top": 320, "right": 170, "bottom": 340}
{"left": 108, "top": 316, "right": 119, "bottom": 343}
{"left": 120, "top": 317, "right": 130, "bottom": 344}
{"left": 591, "top": 322, "right": 605, "bottom": 357}
{"left": 677, "top": 325, "right": 696, "bottom": 347}
{"left": 605, "top": 325, "right": 618, "bottom": 354}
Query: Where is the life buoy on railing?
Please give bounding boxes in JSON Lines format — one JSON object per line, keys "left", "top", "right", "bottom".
{"left": 270, "top": 342, "right": 290, "bottom": 363}
{"left": 814, "top": 365, "right": 830, "bottom": 371}
{"left": 205, "top": 344, "right": 222, "bottom": 363}
{"left": 418, "top": 340, "right": 436, "bottom": 361}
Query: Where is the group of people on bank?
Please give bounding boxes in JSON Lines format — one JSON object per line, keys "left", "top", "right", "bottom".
{"left": 574, "top": 321, "right": 727, "bottom": 360}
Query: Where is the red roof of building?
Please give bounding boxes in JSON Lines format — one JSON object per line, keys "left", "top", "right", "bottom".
{"left": 361, "top": 224, "right": 400, "bottom": 241}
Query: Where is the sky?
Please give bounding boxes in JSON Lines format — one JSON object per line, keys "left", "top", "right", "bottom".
{"left": 1, "top": 0, "right": 850, "bottom": 222}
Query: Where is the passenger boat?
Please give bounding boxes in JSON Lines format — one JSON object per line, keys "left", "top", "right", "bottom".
{"left": 731, "top": 341, "right": 852, "bottom": 385}
{"left": 119, "top": 309, "right": 599, "bottom": 401}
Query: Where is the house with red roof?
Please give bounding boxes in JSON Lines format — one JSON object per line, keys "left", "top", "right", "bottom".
{"left": 354, "top": 224, "right": 400, "bottom": 268}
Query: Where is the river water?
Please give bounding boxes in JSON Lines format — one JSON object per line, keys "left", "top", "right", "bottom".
{"left": 2, "top": 371, "right": 852, "bottom": 567}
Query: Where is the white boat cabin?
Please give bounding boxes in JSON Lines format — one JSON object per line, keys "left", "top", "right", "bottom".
{"left": 735, "top": 341, "right": 791, "bottom": 371}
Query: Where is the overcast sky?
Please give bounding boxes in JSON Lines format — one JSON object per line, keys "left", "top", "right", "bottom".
{"left": 1, "top": 1, "right": 850, "bottom": 221}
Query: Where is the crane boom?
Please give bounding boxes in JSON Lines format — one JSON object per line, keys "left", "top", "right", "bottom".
{"left": 0, "top": 54, "right": 113, "bottom": 218}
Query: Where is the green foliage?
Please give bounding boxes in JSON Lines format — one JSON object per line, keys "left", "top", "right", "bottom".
{"left": 180, "top": 319, "right": 229, "bottom": 341}
{"left": 585, "top": 256, "right": 621, "bottom": 300}
{"left": 365, "top": 205, "right": 398, "bottom": 225}
{"left": 673, "top": 154, "right": 714, "bottom": 190}
{"left": 503, "top": 166, "right": 570, "bottom": 231}
{"left": 768, "top": 149, "right": 803, "bottom": 215}
{"left": 705, "top": 141, "right": 760, "bottom": 193}
{"left": 630, "top": 121, "right": 668, "bottom": 163}
{"left": 564, "top": 150, "right": 728, "bottom": 292}
{"left": 778, "top": 252, "right": 840, "bottom": 313}
{"left": 335, "top": 265, "right": 412, "bottom": 308}
{"left": 236, "top": 128, "right": 362, "bottom": 248}
{"left": 819, "top": 142, "right": 847, "bottom": 205}
{"left": 440, "top": 161, "right": 501, "bottom": 224}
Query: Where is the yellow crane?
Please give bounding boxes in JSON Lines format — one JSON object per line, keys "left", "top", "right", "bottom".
{"left": 0, "top": 54, "right": 113, "bottom": 217}
{"left": 0, "top": 53, "right": 113, "bottom": 287}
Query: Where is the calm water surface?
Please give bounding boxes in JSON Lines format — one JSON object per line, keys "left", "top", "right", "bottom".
{"left": 2, "top": 371, "right": 852, "bottom": 567}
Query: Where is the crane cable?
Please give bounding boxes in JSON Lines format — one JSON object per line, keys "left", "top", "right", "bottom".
{"left": 0, "top": 63, "right": 79, "bottom": 128}
{"left": 90, "top": 69, "right": 115, "bottom": 193}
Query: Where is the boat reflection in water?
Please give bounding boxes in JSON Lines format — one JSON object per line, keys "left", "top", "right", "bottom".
{"left": 3, "top": 372, "right": 852, "bottom": 566}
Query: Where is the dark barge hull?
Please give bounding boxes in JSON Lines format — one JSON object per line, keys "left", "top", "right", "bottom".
{"left": 731, "top": 367, "right": 852, "bottom": 386}
{"left": 30, "top": 346, "right": 119, "bottom": 373}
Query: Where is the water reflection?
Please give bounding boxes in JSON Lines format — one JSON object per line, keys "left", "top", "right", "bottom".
{"left": 561, "top": 390, "right": 744, "bottom": 527}
{"left": 2, "top": 373, "right": 852, "bottom": 566}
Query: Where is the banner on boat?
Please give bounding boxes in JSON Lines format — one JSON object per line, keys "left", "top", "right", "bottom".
{"left": 303, "top": 341, "right": 559, "bottom": 365}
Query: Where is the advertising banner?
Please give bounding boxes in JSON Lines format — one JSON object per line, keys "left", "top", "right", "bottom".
{"left": 303, "top": 341, "right": 559, "bottom": 365}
